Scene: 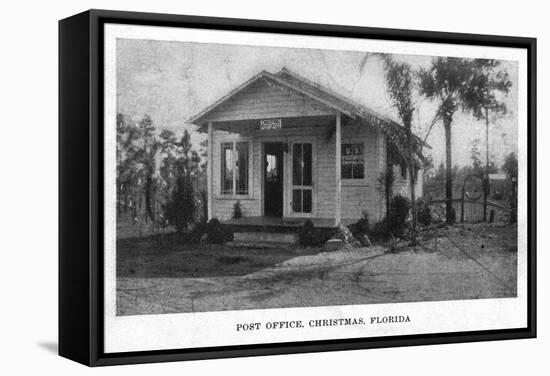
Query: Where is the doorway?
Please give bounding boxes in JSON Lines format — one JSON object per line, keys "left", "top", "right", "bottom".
{"left": 264, "top": 143, "right": 284, "bottom": 217}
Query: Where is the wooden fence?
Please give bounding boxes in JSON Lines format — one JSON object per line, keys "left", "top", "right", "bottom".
{"left": 428, "top": 198, "right": 509, "bottom": 223}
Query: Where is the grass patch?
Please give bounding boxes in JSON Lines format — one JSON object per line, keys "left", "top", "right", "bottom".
{"left": 117, "top": 233, "right": 320, "bottom": 278}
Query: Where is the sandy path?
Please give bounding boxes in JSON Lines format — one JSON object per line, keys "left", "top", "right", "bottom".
{"left": 117, "top": 237, "right": 516, "bottom": 315}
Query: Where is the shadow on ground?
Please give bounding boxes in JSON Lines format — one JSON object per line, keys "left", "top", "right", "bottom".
{"left": 117, "top": 233, "right": 320, "bottom": 279}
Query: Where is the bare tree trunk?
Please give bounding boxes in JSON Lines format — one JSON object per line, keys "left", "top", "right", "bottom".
{"left": 116, "top": 182, "right": 121, "bottom": 217}
{"left": 407, "top": 129, "right": 417, "bottom": 244}
{"left": 144, "top": 175, "right": 156, "bottom": 223}
{"left": 200, "top": 190, "right": 208, "bottom": 223}
{"left": 385, "top": 141, "right": 392, "bottom": 220}
{"left": 444, "top": 119, "right": 454, "bottom": 224}
{"left": 483, "top": 106, "right": 490, "bottom": 222}
{"left": 124, "top": 186, "right": 128, "bottom": 213}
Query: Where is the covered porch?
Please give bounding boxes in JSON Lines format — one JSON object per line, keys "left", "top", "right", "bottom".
{"left": 190, "top": 68, "right": 351, "bottom": 226}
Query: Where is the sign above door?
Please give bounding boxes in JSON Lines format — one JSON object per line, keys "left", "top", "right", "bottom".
{"left": 260, "top": 118, "right": 282, "bottom": 130}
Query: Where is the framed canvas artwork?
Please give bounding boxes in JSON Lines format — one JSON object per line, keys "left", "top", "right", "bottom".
{"left": 59, "top": 9, "right": 536, "bottom": 366}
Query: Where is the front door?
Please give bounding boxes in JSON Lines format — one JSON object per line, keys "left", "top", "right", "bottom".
{"left": 264, "top": 143, "right": 284, "bottom": 217}
{"left": 291, "top": 142, "right": 313, "bottom": 215}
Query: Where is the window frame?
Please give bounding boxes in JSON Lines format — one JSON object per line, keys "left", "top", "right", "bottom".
{"left": 219, "top": 140, "right": 251, "bottom": 198}
{"left": 341, "top": 141, "right": 366, "bottom": 182}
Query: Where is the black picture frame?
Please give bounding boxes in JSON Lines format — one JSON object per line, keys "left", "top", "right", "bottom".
{"left": 59, "top": 9, "right": 537, "bottom": 367}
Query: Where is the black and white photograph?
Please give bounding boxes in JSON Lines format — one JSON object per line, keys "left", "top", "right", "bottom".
{"left": 95, "top": 17, "right": 533, "bottom": 357}
{"left": 114, "top": 41, "right": 520, "bottom": 316}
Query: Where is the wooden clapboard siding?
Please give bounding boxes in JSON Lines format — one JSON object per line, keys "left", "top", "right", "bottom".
{"left": 210, "top": 121, "right": 387, "bottom": 223}
{"left": 202, "top": 78, "right": 334, "bottom": 123}
{"left": 342, "top": 125, "right": 385, "bottom": 222}
{"left": 316, "top": 132, "right": 335, "bottom": 219}
{"left": 210, "top": 198, "right": 260, "bottom": 220}
{"left": 314, "top": 124, "right": 385, "bottom": 222}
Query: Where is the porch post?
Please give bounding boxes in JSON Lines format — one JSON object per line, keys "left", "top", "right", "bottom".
{"left": 335, "top": 111, "right": 342, "bottom": 226}
{"left": 207, "top": 122, "right": 213, "bottom": 221}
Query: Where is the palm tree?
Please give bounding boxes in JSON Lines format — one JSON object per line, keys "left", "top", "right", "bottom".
{"left": 463, "top": 59, "right": 512, "bottom": 221}
{"left": 418, "top": 57, "right": 476, "bottom": 224}
{"left": 379, "top": 54, "right": 419, "bottom": 243}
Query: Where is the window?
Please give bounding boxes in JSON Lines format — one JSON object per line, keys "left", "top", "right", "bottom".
{"left": 342, "top": 143, "right": 364, "bottom": 179}
{"left": 221, "top": 141, "right": 249, "bottom": 195}
{"left": 235, "top": 142, "right": 249, "bottom": 195}
{"left": 292, "top": 143, "right": 312, "bottom": 186}
{"left": 292, "top": 143, "right": 312, "bottom": 213}
{"left": 221, "top": 143, "right": 233, "bottom": 194}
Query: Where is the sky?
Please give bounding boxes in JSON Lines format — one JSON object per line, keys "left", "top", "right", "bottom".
{"left": 116, "top": 38, "right": 519, "bottom": 169}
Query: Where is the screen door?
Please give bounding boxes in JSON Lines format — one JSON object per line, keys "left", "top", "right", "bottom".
{"left": 291, "top": 142, "right": 313, "bottom": 214}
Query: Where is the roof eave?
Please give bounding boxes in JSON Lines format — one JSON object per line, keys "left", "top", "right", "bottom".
{"left": 187, "top": 70, "right": 359, "bottom": 128}
{"left": 186, "top": 70, "right": 274, "bottom": 126}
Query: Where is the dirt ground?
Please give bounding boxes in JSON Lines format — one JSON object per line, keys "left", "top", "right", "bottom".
{"left": 116, "top": 223, "right": 517, "bottom": 316}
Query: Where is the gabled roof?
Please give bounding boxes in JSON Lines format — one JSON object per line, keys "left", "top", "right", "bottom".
{"left": 188, "top": 68, "right": 427, "bottom": 164}
{"left": 275, "top": 68, "right": 397, "bottom": 128}
{"left": 188, "top": 69, "right": 356, "bottom": 126}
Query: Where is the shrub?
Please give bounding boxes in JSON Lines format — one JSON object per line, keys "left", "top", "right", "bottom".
{"left": 299, "top": 220, "right": 315, "bottom": 246}
{"left": 184, "top": 222, "right": 208, "bottom": 243}
{"left": 335, "top": 224, "right": 358, "bottom": 245}
{"left": 163, "top": 175, "right": 195, "bottom": 233}
{"left": 232, "top": 200, "right": 243, "bottom": 219}
{"left": 416, "top": 199, "right": 432, "bottom": 226}
{"left": 299, "top": 220, "right": 331, "bottom": 246}
{"left": 369, "top": 195, "right": 411, "bottom": 241}
{"left": 387, "top": 194, "right": 411, "bottom": 237}
{"left": 349, "top": 212, "right": 374, "bottom": 246}
{"left": 369, "top": 218, "right": 390, "bottom": 241}
{"left": 206, "top": 218, "right": 233, "bottom": 244}
{"left": 351, "top": 212, "right": 369, "bottom": 237}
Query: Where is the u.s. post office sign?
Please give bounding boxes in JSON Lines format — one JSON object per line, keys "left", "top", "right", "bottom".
{"left": 260, "top": 118, "right": 282, "bottom": 130}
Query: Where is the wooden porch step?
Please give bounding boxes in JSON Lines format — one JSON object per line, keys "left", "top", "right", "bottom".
{"left": 232, "top": 231, "right": 299, "bottom": 244}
